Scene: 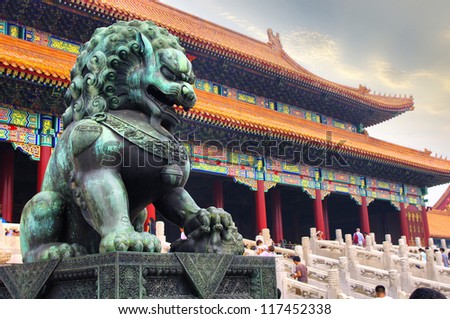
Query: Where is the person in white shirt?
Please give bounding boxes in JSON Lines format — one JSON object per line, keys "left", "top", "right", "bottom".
{"left": 419, "top": 248, "right": 427, "bottom": 262}
{"left": 353, "top": 228, "right": 364, "bottom": 246}
{"left": 259, "top": 245, "right": 276, "bottom": 256}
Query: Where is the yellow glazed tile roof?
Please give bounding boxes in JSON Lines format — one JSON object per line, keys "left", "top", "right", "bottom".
{"left": 182, "top": 90, "right": 450, "bottom": 175}
{"left": 433, "top": 185, "right": 450, "bottom": 210}
{"left": 61, "top": 0, "right": 413, "bottom": 111}
{"left": 428, "top": 209, "right": 450, "bottom": 239}
{"left": 0, "top": 34, "right": 73, "bottom": 84}
{"left": 1, "top": 34, "right": 450, "bottom": 175}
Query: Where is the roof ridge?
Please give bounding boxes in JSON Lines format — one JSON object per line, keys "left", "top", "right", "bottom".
{"left": 433, "top": 185, "right": 450, "bottom": 210}
{"left": 65, "top": 0, "right": 414, "bottom": 110}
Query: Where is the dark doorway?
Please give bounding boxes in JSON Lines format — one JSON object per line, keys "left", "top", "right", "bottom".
{"left": 222, "top": 179, "right": 256, "bottom": 240}
{"left": 266, "top": 185, "right": 314, "bottom": 244}
{"left": 369, "top": 199, "right": 401, "bottom": 244}
{"left": 12, "top": 148, "right": 37, "bottom": 223}
{"left": 326, "top": 193, "right": 360, "bottom": 237}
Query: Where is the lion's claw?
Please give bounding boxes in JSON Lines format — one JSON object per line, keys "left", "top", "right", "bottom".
{"left": 177, "top": 206, "right": 244, "bottom": 254}
{"left": 100, "top": 230, "right": 161, "bottom": 253}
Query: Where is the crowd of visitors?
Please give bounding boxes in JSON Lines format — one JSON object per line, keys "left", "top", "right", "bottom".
{"left": 3, "top": 228, "right": 19, "bottom": 236}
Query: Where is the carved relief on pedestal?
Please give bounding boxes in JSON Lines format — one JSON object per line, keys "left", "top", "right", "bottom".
{"left": 338, "top": 257, "right": 349, "bottom": 273}
{"left": 400, "top": 257, "right": 410, "bottom": 272}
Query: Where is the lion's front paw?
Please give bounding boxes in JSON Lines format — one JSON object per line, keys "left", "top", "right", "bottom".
{"left": 99, "top": 230, "right": 161, "bottom": 253}
{"left": 177, "top": 206, "right": 244, "bottom": 254}
{"left": 37, "top": 243, "right": 87, "bottom": 261}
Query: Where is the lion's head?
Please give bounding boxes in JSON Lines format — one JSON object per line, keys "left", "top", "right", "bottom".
{"left": 63, "top": 20, "right": 196, "bottom": 131}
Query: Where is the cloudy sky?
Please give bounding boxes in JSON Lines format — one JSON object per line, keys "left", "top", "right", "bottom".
{"left": 162, "top": 0, "right": 450, "bottom": 205}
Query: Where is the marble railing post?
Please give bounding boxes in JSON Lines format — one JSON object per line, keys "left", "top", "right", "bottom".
{"left": 385, "top": 234, "right": 392, "bottom": 244}
{"left": 345, "top": 234, "right": 352, "bottom": 246}
{"left": 155, "top": 221, "right": 169, "bottom": 252}
{"left": 428, "top": 238, "right": 436, "bottom": 250}
{"left": 262, "top": 228, "right": 272, "bottom": 246}
{"left": 388, "top": 270, "right": 400, "bottom": 299}
{"left": 326, "top": 268, "right": 340, "bottom": 299}
{"left": 400, "top": 257, "right": 413, "bottom": 293}
{"left": 365, "top": 236, "right": 373, "bottom": 251}
{"left": 415, "top": 237, "right": 422, "bottom": 248}
{"left": 425, "top": 249, "right": 437, "bottom": 281}
{"left": 310, "top": 227, "right": 318, "bottom": 254}
{"left": 335, "top": 229, "right": 344, "bottom": 245}
{"left": 398, "top": 238, "right": 408, "bottom": 258}
{"left": 294, "top": 245, "right": 303, "bottom": 260}
{"left": 382, "top": 241, "right": 393, "bottom": 270}
{"left": 400, "top": 236, "right": 407, "bottom": 245}
{"left": 274, "top": 256, "right": 286, "bottom": 294}
{"left": 301, "top": 237, "right": 311, "bottom": 267}
{"left": 347, "top": 246, "right": 359, "bottom": 280}
{"left": 344, "top": 234, "right": 352, "bottom": 258}
{"left": 435, "top": 251, "right": 443, "bottom": 267}
{"left": 370, "top": 232, "right": 376, "bottom": 245}
{"left": 338, "top": 257, "right": 350, "bottom": 294}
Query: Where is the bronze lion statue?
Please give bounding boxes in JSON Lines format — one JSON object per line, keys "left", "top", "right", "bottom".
{"left": 20, "top": 20, "right": 244, "bottom": 262}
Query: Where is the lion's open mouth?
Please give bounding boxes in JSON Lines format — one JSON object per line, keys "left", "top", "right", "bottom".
{"left": 146, "top": 85, "right": 180, "bottom": 132}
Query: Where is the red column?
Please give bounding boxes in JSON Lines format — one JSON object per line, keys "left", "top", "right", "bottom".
{"left": 1, "top": 147, "right": 15, "bottom": 222}
{"left": 323, "top": 197, "right": 330, "bottom": 239}
{"left": 359, "top": 196, "right": 370, "bottom": 235}
{"left": 313, "top": 189, "right": 325, "bottom": 233}
{"left": 145, "top": 204, "right": 156, "bottom": 232}
{"left": 37, "top": 145, "right": 52, "bottom": 192}
{"left": 399, "top": 202, "right": 410, "bottom": 242}
{"left": 421, "top": 205, "right": 430, "bottom": 243}
{"left": 271, "top": 189, "right": 284, "bottom": 243}
{"left": 255, "top": 180, "right": 267, "bottom": 232}
{"left": 213, "top": 180, "right": 224, "bottom": 208}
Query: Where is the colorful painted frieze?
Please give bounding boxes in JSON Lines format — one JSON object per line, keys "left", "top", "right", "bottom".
{"left": 0, "top": 105, "right": 39, "bottom": 129}
{"left": 323, "top": 181, "right": 360, "bottom": 197}
{"left": 1, "top": 20, "right": 81, "bottom": 54}
{"left": 0, "top": 124, "right": 38, "bottom": 144}
{"left": 192, "top": 76, "right": 360, "bottom": 133}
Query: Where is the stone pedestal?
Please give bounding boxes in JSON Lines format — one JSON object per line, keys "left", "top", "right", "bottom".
{"left": 0, "top": 252, "right": 277, "bottom": 299}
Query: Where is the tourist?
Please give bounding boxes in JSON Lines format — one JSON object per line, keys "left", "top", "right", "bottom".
{"left": 363, "top": 232, "right": 369, "bottom": 247}
{"left": 291, "top": 256, "right": 308, "bottom": 283}
{"left": 375, "top": 285, "right": 392, "bottom": 298}
{"left": 180, "top": 227, "right": 187, "bottom": 240}
{"left": 353, "top": 228, "right": 364, "bottom": 246}
{"left": 260, "top": 245, "right": 277, "bottom": 256}
{"left": 148, "top": 217, "right": 156, "bottom": 235}
{"left": 419, "top": 248, "right": 427, "bottom": 262}
{"left": 255, "top": 239, "right": 267, "bottom": 255}
{"left": 316, "top": 230, "right": 324, "bottom": 240}
{"left": 255, "top": 231, "right": 264, "bottom": 242}
{"left": 409, "top": 287, "right": 446, "bottom": 299}
{"left": 440, "top": 248, "right": 449, "bottom": 267}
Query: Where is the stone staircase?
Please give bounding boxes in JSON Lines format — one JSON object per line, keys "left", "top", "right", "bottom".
{"left": 2, "top": 221, "right": 449, "bottom": 299}
{"left": 246, "top": 227, "right": 450, "bottom": 299}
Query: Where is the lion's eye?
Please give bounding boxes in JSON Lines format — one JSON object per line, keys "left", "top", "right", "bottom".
{"left": 161, "top": 66, "right": 177, "bottom": 81}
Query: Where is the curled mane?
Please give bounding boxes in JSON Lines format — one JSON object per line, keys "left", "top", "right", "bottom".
{"left": 62, "top": 20, "right": 184, "bottom": 128}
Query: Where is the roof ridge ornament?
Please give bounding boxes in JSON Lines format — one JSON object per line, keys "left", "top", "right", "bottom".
{"left": 358, "top": 84, "right": 371, "bottom": 95}
{"left": 267, "top": 28, "right": 282, "bottom": 51}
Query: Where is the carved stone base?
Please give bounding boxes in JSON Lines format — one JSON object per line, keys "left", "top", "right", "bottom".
{"left": 0, "top": 252, "right": 277, "bottom": 299}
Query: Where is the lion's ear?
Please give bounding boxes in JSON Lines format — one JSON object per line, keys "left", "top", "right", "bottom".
{"left": 136, "top": 33, "right": 155, "bottom": 66}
